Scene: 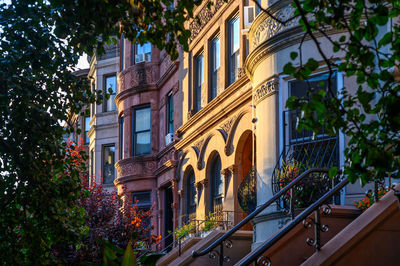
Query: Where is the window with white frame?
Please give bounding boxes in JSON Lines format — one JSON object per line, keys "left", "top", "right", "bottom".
{"left": 228, "top": 15, "right": 240, "bottom": 86}
{"left": 104, "top": 75, "right": 117, "bottom": 112}
{"left": 132, "top": 42, "right": 152, "bottom": 64}
{"left": 132, "top": 105, "right": 151, "bottom": 156}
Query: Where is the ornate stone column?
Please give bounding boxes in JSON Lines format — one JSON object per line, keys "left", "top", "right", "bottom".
{"left": 171, "top": 179, "right": 179, "bottom": 230}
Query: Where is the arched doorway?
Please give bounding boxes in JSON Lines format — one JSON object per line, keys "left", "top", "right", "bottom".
{"left": 235, "top": 130, "right": 255, "bottom": 230}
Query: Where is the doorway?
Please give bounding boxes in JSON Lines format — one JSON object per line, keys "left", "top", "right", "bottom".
{"left": 164, "top": 185, "right": 173, "bottom": 251}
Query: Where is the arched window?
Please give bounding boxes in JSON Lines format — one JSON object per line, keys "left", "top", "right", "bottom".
{"left": 186, "top": 168, "right": 196, "bottom": 221}
{"left": 210, "top": 154, "right": 223, "bottom": 213}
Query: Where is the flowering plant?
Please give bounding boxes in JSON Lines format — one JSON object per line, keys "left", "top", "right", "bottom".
{"left": 354, "top": 185, "right": 394, "bottom": 212}
{"left": 238, "top": 166, "right": 257, "bottom": 213}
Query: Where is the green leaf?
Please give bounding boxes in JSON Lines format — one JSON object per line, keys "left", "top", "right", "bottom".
{"left": 329, "top": 167, "right": 338, "bottom": 178}
{"left": 121, "top": 241, "right": 136, "bottom": 266}
{"left": 290, "top": 51, "right": 298, "bottom": 60}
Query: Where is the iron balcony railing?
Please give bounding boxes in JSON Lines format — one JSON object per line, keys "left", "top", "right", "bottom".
{"left": 192, "top": 168, "right": 337, "bottom": 265}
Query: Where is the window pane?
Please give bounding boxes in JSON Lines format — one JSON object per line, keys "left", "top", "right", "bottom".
{"left": 103, "top": 145, "right": 115, "bottom": 184}
{"left": 195, "top": 54, "right": 204, "bottom": 112}
{"left": 187, "top": 170, "right": 196, "bottom": 215}
{"left": 228, "top": 16, "right": 240, "bottom": 85}
{"left": 134, "top": 42, "right": 152, "bottom": 63}
{"left": 135, "top": 107, "right": 151, "bottom": 131}
{"left": 167, "top": 94, "right": 174, "bottom": 134}
{"left": 84, "top": 116, "right": 90, "bottom": 144}
{"left": 120, "top": 116, "right": 124, "bottom": 160}
{"left": 210, "top": 37, "right": 220, "bottom": 101}
{"left": 105, "top": 76, "right": 117, "bottom": 111}
{"left": 135, "top": 131, "right": 151, "bottom": 155}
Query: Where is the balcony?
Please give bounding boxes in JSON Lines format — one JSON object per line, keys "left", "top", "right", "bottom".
{"left": 117, "top": 62, "right": 159, "bottom": 95}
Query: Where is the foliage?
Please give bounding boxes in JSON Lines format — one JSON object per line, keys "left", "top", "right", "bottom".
{"left": 354, "top": 185, "right": 394, "bottom": 212}
{"left": 0, "top": 0, "right": 201, "bottom": 263}
{"left": 276, "top": 159, "right": 303, "bottom": 190}
{"left": 202, "top": 213, "right": 218, "bottom": 232}
{"left": 173, "top": 221, "right": 196, "bottom": 239}
{"left": 55, "top": 140, "right": 159, "bottom": 264}
{"left": 261, "top": 0, "right": 400, "bottom": 185}
{"left": 238, "top": 166, "right": 257, "bottom": 213}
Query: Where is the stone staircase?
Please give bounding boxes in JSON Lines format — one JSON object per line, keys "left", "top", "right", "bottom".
{"left": 156, "top": 230, "right": 252, "bottom": 266}
{"left": 237, "top": 184, "right": 400, "bottom": 265}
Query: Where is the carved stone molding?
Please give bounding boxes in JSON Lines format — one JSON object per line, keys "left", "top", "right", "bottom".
{"left": 251, "top": 2, "right": 298, "bottom": 48}
{"left": 219, "top": 115, "right": 236, "bottom": 137}
{"left": 178, "top": 189, "right": 184, "bottom": 197}
{"left": 116, "top": 158, "right": 157, "bottom": 179}
{"left": 253, "top": 75, "right": 279, "bottom": 105}
{"left": 193, "top": 138, "right": 205, "bottom": 155}
{"left": 227, "top": 165, "right": 237, "bottom": 175}
{"left": 189, "top": 0, "right": 232, "bottom": 43}
{"left": 237, "top": 67, "right": 246, "bottom": 79}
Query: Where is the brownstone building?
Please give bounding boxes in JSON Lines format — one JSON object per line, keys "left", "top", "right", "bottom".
{"left": 115, "top": 37, "right": 181, "bottom": 247}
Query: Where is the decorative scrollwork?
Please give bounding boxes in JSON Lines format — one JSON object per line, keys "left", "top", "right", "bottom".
{"left": 223, "top": 256, "right": 231, "bottom": 263}
{"left": 321, "top": 224, "right": 329, "bottom": 232}
{"left": 306, "top": 237, "right": 315, "bottom": 246}
{"left": 208, "top": 250, "right": 219, "bottom": 260}
{"left": 302, "top": 217, "right": 314, "bottom": 229}
{"left": 256, "top": 256, "right": 271, "bottom": 266}
{"left": 225, "top": 239, "right": 233, "bottom": 249}
{"left": 322, "top": 204, "right": 332, "bottom": 215}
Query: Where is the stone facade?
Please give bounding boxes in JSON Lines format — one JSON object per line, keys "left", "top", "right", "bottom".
{"left": 115, "top": 39, "right": 181, "bottom": 244}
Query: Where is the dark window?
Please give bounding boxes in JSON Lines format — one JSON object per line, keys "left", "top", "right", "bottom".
{"left": 284, "top": 72, "right": 339, "bottom": 170}
{"left": 132, "top": 191, "right": 152, "bottom": 212}
{"left": 132, "top": 42, "right": 152, "bottom": 65}
{"left": 91, "top": 82, "right": 95, "bottom": 117}
{"left": 84, "top": 116, "right": 90, "bottom": 144}
{"left": 132, "top": 106, "right": 151, "bottom": 156}
{"left": 288, "top": 72, "right": 337, "bottom": 143}
{"left": 120, "top": 35, "right": 125, "bottom": 71}
{"left": 166, "top": 92, "right": 174, "bottom": 135}
{"left": 228, "top": 15, "right": 240, "bottom": 86}
{"left": 210, "top": 36, "right": 220, "bottom": 101}
{"left": 186, "top": 168, "right": 197, "bottom": 219}
{"left": 119, "top": 115, "right": 124, "bottom": 160}
{"left": 104, "top": 75, "right": 117, "bottom": 112}
{"left": 210, "top": 154, "right": 223, "bottom": 213}
{"left": 103, "top": 145, "right": 115, "bottom": 184}
{"left": 194, "top": 53, "right": 204, "bottom": 112}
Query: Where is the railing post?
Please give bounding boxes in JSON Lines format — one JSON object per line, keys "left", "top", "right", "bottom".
{"left": 290, "top": 187, "right": 295, "bottom": 220}
{"left": 179, "top": 238, "right": 181, "bottom": 256}
{"left": 219, "top": 242, "right": 224, "bottom": 266}
{"left": 314, "top": 209, "right": 321, "bottom": 251}
{"left": 374, "top": 181, "right": 379, "bottom": 202}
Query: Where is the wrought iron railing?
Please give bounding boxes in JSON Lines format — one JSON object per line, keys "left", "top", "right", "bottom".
{"left": 137, "top": 210, "right": 236, "bottom": 262}
{"left": 236, "top": 176, "right": 348, "bottom": 265}
{"left": 192, "top": 168, "right": 338, "bottom": 265}
{"left": 238, "top": 166, "right": 257, "bottom": 214}
{"left": 272, "top": 110, "right": 339, "bottom": 209}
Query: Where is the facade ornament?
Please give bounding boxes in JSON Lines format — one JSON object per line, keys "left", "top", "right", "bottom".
{"left": 253, "top": 75, "right": 279, "bottom": 105}
{"left": 189, "top": 0, "right": 233, "bottom": 43}
{"left": 219, "top": 116, "right": 236, "bottom": 137}
{"left": 251, "top": 4, "right": 298, "bottom": 48}
{"left": 193, "top": 138, "right": 205, "bottom": 156}
{"left": 178, "top": 189, "right": 184, "bottom": 197}
{"left": 237, "top": 67, "right": 246, "bottom": 79}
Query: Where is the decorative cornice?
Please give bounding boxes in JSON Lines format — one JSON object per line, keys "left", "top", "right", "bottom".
{"left": 189, "top": 0, "right": 232, "bottom": 43}
{"left": 253, "top": 75, "right": 279, "bottom": 105}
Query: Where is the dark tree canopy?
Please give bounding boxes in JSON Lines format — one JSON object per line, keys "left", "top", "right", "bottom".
{"left": 0, "top": 0, "right": 197, "bottom": 263}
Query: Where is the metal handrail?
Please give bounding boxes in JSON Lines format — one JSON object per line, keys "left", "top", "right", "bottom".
{"left": 237, "top": 177, "right": 348, "bottom": 265}
{"left": 192, "top": 168, "right": 330, "bottom": 258}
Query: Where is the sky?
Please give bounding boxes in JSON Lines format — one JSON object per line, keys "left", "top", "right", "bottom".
{"left": 76, "top": 54, "right": 90, "bottom": 70}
